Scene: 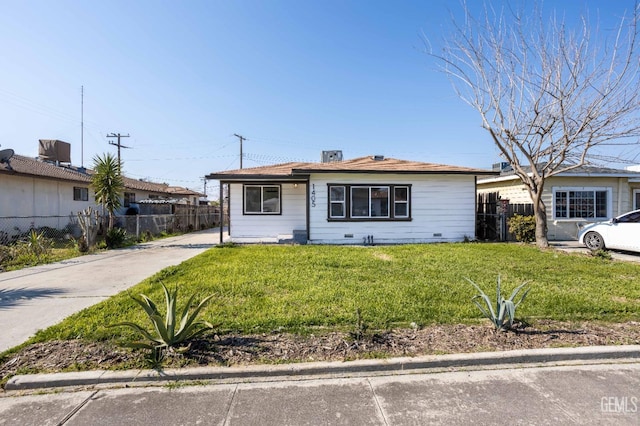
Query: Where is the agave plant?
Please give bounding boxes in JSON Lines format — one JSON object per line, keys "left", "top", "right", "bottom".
{"left": 111, "top": 283, "right": 215, "bottom": 354}
{"left": 465, "top": 275, "right": 531, "bottom": 331}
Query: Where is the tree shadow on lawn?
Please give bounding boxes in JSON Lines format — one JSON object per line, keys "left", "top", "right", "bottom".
{"left": 0, "top": 287, "right": 67, "bottom": 310}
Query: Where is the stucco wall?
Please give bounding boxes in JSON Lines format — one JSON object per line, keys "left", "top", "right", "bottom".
{"left": 1, "top": 174, "right": 94, "bottom": 217}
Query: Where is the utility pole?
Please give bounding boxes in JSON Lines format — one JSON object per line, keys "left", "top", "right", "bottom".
{"left": 107, "top": 133, "right": 130, "bottom": 168}
{"left": 233, "top": 133, "right": 245, "bottom": 169}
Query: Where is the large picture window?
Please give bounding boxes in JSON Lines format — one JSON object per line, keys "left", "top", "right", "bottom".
{"left": 328, "top": 184, "right": 410, "bottom": 220}
{"left": 244, "top": 185, "right": 281, "bottom": 214}
{"left": 553, "top": 188, "right": 610, "bottom": 219}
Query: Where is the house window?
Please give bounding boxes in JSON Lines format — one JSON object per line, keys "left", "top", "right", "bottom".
{"left": 352, "top": 186, "right": 389, "bottom": 217}
{"left": 124, "top": 192, "right": 136, "bottom": 207}
{"left": 394, "top": 186, "right": 409, "bottom": 218}
{"left": 73, "top": 187, "right": 88, "bottom": 201}
{"left": 553, "top": 188, "right": 610, "bottom": 219}
{"left": 328, "top": 184, "right": 411, "bottom": 220}
{"left": 244, "top": 185, "right": 281, "bottom": 214}
{"left": 329, "top": 186, "right": 346, "bottom": 218}
{"left": 634, "top": 189, "right": 640, "bottom": 210}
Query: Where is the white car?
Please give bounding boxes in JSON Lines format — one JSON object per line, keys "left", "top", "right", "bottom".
{"left": 578, "top": 209, "right": 640, "bottom": 252}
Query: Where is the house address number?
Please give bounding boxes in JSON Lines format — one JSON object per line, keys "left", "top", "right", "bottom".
{"left": 311, "top": 184, "right": 316, "bottom": 207}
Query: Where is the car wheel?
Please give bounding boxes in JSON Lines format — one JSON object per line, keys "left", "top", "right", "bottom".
{"left": 584, "top": 231, "right": 605, "bottom": 251}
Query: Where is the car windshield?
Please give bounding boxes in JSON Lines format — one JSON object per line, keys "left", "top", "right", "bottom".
{"left": 617, "top": 211, "right": 640, "bottom": 223}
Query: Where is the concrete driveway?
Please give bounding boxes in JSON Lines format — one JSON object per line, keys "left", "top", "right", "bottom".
{"left": 550, "top": 240, "right": 640, "bottom": 263}
{"left": 0, "top": 228, "right": 218, "bottom": 353}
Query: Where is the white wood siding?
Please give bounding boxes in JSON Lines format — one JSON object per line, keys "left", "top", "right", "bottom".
{"left": 308, "top": 173, "right": 476, "bottom": 244}
{"left": 229, "top": 183, "right": 306, "bottom": 241}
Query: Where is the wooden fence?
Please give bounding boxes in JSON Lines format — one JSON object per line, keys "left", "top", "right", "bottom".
{"left": 477, "top": 193, "right": 534, "bottom": 241}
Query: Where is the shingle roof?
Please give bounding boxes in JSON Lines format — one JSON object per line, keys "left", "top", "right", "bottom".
{"left": 0, "top": 154, "right": 203, "bottom": 196}
{"left": 1, "top": 154, "right": 92, "bottom": 183}
{"left": 166, "top": 186, "right": 204, "bottom": 197}
{"left": 206, "top": 156, "right": 497, "bottom": 180}
{"left": 482, "top": 163, "right": 640, "bottom": 182}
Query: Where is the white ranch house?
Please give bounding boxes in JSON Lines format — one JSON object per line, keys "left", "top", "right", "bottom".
{"left": 207, "top": 155, "right": 497, "bottom": 244}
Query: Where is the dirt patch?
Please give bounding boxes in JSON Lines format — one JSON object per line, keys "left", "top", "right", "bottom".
{"left": 2, "top": 320, "right": 639, "bottom": 385}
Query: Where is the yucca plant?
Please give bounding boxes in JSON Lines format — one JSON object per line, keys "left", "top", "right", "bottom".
{"left": 465, "top": 275, "right": 531, "bottom": 331}
{"left": 111, "top": 283, "right": 215, "bottom": 356}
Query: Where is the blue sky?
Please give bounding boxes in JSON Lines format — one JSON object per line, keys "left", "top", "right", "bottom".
{"left": 0, "top": 0, "right": 636, "bottom": 197}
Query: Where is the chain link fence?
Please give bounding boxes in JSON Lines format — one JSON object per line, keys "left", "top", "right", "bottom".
{"left": 0, "top": 208, "right": 220, "bottom": 247}
{"left": 0, "top": 215, "right": 79, "bottom": 246}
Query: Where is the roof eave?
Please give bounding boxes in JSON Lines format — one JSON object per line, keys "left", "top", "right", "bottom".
{"left": 206, "top": 173, "right": 309, "bottom": 181}
{"left": 292, "top": 169, "right": 498, "bottom": 176}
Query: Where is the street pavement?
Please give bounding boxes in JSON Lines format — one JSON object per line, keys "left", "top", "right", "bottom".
{"left": 0, "top": 228, "right": 220, "bottom": 353}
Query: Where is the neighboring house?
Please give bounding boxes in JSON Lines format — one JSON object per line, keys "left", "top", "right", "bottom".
{"left": 165, "top": 186, "right": 203, "bottom": 206}
{"left": 477, "top": 164, "right": 640, "bottom": 240}
{"left": 0, "top": 150, "right": 204, "bottom": 233}
{"left": 206, "top": 154, "right": 497, "bottom": 244}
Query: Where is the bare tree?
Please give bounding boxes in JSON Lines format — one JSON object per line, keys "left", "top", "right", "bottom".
{"left": 431, "top": 1, "right": 640, "bottom": 248}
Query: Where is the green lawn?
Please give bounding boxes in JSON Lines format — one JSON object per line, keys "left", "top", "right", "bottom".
{"left": 28, "top": 243, "right": 640, "bottom": 346}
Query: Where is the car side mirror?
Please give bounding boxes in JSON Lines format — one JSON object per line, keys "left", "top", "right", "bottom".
{"left": 611, "top": 217, "right": 618, "bottom": 224}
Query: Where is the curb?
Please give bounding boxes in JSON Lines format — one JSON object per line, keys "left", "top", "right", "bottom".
{"left": 6, "top": 345, "right": 640, "bottom": 391}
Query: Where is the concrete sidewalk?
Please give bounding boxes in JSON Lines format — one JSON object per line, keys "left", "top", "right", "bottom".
{"left": 0, "top": 228, "right": 219, "bottom": 353}
{"left": 1, "top": 357, "right": 639, "bottom": 425}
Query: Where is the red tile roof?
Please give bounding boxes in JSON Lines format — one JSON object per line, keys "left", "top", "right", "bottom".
{"left": 206, "top": 156, "right": 496, "bottom": 180}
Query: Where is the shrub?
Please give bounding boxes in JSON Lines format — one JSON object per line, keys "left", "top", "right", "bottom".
{"left": 19, "top": 229, "right": 52, "bottom": 261}
{"left": 466, "top": 275, "right": 531, "bottom": 331}
{"left": 105, "top": 227, "right": 126, "bottom": 249}
{"left": 507, "top": 214, "right": 536, "bottom": 243}
{"left": 0, "top": 245, "right": 12, "bottom": 270}
{"left": 589, "top": 249, "right": 612, "bottom": 260}
{"left": 76, "top": 236, "right": 89, "bottom": 253}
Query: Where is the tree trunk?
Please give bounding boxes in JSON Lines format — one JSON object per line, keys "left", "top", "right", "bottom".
{"left": 532, "top": 193, "right": 549, "bottom": 248}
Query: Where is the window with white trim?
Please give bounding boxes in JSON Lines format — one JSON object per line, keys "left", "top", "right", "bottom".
{"left": 244, "top": 185, "right": 281, "bottom": 214}
{"left": 329, "top": 186, "right": 346, "bottom": 218}
{"left": 352, "top": 186, "right": 389, "bottom": 218}
{"left": 394, "top": 186, "right": 409, "bottom": 218}
{"left": 328, "top": 184, "right": 411, "bottom": 220}
{"left": 553, "top": 188, "right": 610, "bottom": 219}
